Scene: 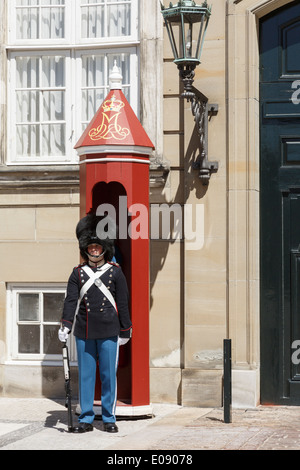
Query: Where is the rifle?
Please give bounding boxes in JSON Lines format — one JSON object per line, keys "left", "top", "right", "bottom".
{"left": 62, "top": 342, "right": 75, "bottom": 432}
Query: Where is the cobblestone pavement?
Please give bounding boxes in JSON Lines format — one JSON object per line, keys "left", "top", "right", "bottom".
{"left": 0, "top": 398, "right": 300, "bottom": 451}
{"left": 149, "top": 407, "right": 300, "bottom": 451}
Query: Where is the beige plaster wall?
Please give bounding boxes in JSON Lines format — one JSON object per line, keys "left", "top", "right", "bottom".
{"left": 0, "top": 191, "right": 79, "bottom": 282}
{"left": 151, "top": 0, "right": 227, "bottom": 406}
{"left": 0, "top": 188, "right": 79, "bottom": 397}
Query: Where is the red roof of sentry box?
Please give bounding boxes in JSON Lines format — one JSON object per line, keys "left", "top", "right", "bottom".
{"left": 74, "top": 88, "right": 155, "bottom": 151}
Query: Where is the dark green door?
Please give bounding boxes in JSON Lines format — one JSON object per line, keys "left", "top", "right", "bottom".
{"left": 260, "top": 1, "right": 300, "bottom": 404}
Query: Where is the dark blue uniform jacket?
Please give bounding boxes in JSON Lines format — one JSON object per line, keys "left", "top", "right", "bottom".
{"left": 61, "top": 262, "right": 132, "bottom": 340}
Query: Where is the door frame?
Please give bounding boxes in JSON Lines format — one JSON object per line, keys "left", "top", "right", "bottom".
{"left": 226, "top": 0, "right": 296, "bottom": 408}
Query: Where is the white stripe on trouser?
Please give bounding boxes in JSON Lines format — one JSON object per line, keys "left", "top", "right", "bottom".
{"left": 112, "top": 340, "right": 120, "bottom": 417}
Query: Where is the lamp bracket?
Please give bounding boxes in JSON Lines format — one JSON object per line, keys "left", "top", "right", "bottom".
{"left": 178, "top": 65, "right": 219, "bottom": 184}
{"left": 188, "top": 87, "right": 219, "bottom": 184}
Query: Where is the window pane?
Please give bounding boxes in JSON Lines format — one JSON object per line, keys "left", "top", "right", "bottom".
{"left": 81, "top": 4, "right": 104, "bottom": 38}
{"left": 16, "top": 124, "right": 40, "bottom": 157}
{"left": 16, "top": 57, "right": 39, "bottom": 88}
{"left": 42, "top": 56, "right": 65, "bottom": 88}
{"left": 108, "top": 4, "right": 131, "bottom": 37}
{"left": 42, "top": 124, "right": 66, "bottom": 156}
{"left": 44, "top": 325, "right": 61, "bottom": 354}
{"left": 44, "top": 293, "right": 65, "bottom": 322}
{"left": 16, "top": 6, "right": 39, "bottom": 40}
{"left": 18, "top": 325, "right": 40, "bottom": 354}
{"left": 19, "top": 293, "right": 39, "bottom": 321}
{"left": 81, "top": 0, "right": 131, "bottom": 39}
{"left": 41, "top": 7, "right": 65, "bottom": 39}
{"left": 82, "top": 55, "right": 106, "bottom": 123}
{"left": 82, "top": 55, "right": 104, "bottom": 87}
{"left": 16, "top": 90, "right": 40, "bottom": 123}
{"left": 16, "top": 0, "right": 65, "bottom": 40}
{"left": 42, "top": 91, "right": 64, "bottom": 121}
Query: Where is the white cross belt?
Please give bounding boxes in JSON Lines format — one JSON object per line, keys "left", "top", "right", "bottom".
{"left": 75, "top": 264, "right": 117, "bottom": 316}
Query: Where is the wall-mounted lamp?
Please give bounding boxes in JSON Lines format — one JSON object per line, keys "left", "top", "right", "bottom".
{"left": 160, "top": 0, "right": 218, "bottom": 184}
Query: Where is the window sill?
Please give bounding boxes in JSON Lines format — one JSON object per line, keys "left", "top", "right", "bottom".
{"left": 5, "top": 360, "right": 77, "bottom": 367}
{"left": 0, "top": 164, "right": 79, "bottom": 189}
{"left": 5, "top": 40, "right": 140, "bottom": 51}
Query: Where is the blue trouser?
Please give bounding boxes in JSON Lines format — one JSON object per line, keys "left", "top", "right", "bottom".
{"left": 75, "top": 336, "right": 119, "bottom": 424}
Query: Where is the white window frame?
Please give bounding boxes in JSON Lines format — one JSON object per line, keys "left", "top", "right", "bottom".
{"left": 8, "top": 47, "right": 138, "bottom": 165}
{"left": 8, "top": 0, "right": 139, "bottom": 46}
{"left": 76, "top": 0, "right": 139, "bottom": 46}
{"left": 6, "top": 284, "right": 77, "bottom": 364}
{"left": 7, "top": 0, "right": 140, "bottom": 165}
{"left": 9, "top": 0, "right": 73, "bottom": 46}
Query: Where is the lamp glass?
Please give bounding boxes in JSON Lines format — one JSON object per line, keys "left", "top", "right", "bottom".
{"left": 161, "top": 1, "right": 211, "bottom": 66}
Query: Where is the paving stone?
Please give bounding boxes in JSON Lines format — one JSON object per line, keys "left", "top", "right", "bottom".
{"left": 0, "top": 399, "right": 300, "bottom": 450}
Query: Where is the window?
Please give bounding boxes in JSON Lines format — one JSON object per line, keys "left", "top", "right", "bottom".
{"left": 7, "top": 0, "right": 139, "bottom": 164}
{"left": 11, "top": 0, "right": 137, "bottom": 44}
{"left": 12, "top": 52, "right": 69, "bottom": 161}
{"left": 80, "top": 0, "right": 133, "bottom": 41}
{"left": 7, "top": 285, "right": 75, "bottom": 362}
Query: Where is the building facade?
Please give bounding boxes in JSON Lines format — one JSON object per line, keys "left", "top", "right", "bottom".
{"left": 0, "top": 0, "right": 300, "bottom": 409}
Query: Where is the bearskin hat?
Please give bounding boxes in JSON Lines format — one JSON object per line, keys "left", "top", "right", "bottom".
{"left": 76, "top": 213, "right": 115, "bottom": 262}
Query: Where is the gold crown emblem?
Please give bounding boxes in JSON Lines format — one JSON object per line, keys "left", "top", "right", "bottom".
{"left": 102, "top": 95, "right": 125, "bottom": 113}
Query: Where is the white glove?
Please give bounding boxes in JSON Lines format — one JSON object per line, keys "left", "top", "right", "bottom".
{"left": 58, "top": 326, "right": 70, "bottom": 342}
{"left": 118, "top": 337, "right": 130, "bottom": 346}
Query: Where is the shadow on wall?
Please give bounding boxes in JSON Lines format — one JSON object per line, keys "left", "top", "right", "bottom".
{"left": 150, "top": 91, "right": 210, "bottom": 368}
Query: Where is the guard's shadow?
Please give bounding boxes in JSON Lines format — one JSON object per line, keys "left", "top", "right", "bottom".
{"left": 44, "top": 401, "right": 152, "bottom": 434}
{"left": 44, "top": 405, "right": 74, "bottom": 433}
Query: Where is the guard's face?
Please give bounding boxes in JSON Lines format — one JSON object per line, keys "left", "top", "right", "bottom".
{"left": 87, "top": 244, "right": 103, "bottom": 257}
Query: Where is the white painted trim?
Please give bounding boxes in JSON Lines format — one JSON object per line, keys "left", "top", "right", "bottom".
{"left": 76, "top": 403, "right": 154, "bottom": 418}
{"left": 79, "top": 157, "right": 151, "bottom": 165}
{"left": 76, "top": 145, "right": 153, "bottom": 156}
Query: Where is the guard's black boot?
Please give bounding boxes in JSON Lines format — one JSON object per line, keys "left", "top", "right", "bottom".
{"left": 103, "top": 422, "right": 118, "bottom": 433}
{"left": 73, "top": 423, "right": 94, "bottom": 433}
